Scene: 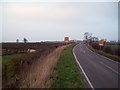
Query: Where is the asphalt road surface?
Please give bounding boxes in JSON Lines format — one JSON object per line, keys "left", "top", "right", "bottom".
{"left": 73, "top": 43, "right": 119, "bottom": 88}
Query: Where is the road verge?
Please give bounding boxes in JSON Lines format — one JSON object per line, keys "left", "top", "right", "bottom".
{"left": 87, "top": 44, "right": 120, "bottom": 63}
{"left": 51, "top": 44, "right": 83, "bottom": 88}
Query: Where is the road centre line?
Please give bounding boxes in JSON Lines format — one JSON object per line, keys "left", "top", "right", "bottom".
{"left": 85, "top": 46, "right": 119, "bottom": 64}
{"left": 100, "top": 62, "right": 119, "bottom": 75}
{"left": 85, "top": 46, "right": 119, "bottom": 75}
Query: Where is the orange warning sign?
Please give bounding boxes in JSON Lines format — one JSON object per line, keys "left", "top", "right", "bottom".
{"left": 64, "top": 36, "right": 69, "bottom": 42}
{"left": 98, "top": 40, "right": 104, "bottom": 46}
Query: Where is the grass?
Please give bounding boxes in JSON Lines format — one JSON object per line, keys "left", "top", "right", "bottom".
{"left": 0, "top": 56, "right": 2, "bottom": 76}
{"left": 87, "top": 45, "right": 120, "bottom": 62}
{"left": 0, "top": 56, "right": 1, "bottom": 68}
{"left": 105, "top": 45, "right": 120, "bottom": 52}
{"left": 2, "top": 54, "right": 25, "bottom": 80}
{"left": 51, "top": 44, "right": 83, "bottom": 88}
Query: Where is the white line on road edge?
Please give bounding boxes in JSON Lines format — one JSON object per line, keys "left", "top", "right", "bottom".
{"left": 85, "top": 46, "right": 119, "bottom": 64}
{"left": 86, "top": 46, "right": 119, "bottom": 74}
{"left": 73, "top": 46, "right": 94, "bottom": 90}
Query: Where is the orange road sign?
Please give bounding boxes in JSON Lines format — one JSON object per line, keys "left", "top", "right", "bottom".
{"left": 98, "top": 40, "right": 104, "bottom": 46}
{"left": 64, "top": 36, "right": 69, "bottom": 42}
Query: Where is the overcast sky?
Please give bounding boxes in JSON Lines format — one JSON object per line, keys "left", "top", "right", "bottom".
{"left": 0, "top": 0, "right": 119, "bottom": 42}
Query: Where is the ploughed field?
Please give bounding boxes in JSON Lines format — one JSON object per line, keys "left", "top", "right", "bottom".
{"left": 2, "top": 42, "right": 67, "bottom": 88}
{"left": 2, "top": 42, "right": 64, "bottom": 55}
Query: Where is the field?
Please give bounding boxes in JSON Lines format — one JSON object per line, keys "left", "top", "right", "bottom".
{"left": 2, "top": 42, "right": 69, "bottom": 88}
{"left": 105, "top": 44, "right": 119, "bottom": 49}
{"left": 2, "top": 42, "right": 64, "bottom": 55}
{"left": 51, "top": 45, "right": 83, "bottom": 88}
{"left": 104, "top": 44, "right": 120, "bottom": 56}
{"left": 2, "top": 54, "right": 25, "bottom": 81}
{"left": 0, "top": 56, "right": 1, "bottom": 72}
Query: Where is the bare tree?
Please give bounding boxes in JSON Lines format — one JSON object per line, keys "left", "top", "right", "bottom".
{"left": 92, "top": 37, "right": 99, "bottom": 42}
{"left": 23, "top": 38, "right": 28, "bottom": 43}
{"left": 84, "top": 32, "right": 92, "bottom": 43}
{"left": 104, "top": 39, "right": 107, "bottom": 44}
{"left": 16, "top": 39, "right": 19, "bottom": 43}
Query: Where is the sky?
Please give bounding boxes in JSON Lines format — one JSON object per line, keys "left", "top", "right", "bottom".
{"left": 0, "top": 0, "right": 119, "bottom": 42}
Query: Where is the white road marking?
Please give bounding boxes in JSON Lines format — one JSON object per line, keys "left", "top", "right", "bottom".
{"left": 73, "top": 46, "right": 94, "bottom": 90}
{"left": 86, "top": 46, "right": 119, "bottom": 74}
{"left": 87, "top": 54, "right": 94, "bottom": 59}
{"left": 100, "top": 62, "right": 119, "bottom": 75}
{"left": 85, "top": 46, "right": 119, "bottom": 64}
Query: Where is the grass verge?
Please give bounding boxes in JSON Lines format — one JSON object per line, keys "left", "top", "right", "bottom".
{"left": 51, "top": 44, "right": 83, "bottom": 88}
{"left": 2, "top": 54, "right": 25, "bottom": 80}
{"left": 87, "top": 45, "right": 120, "bottom": 63}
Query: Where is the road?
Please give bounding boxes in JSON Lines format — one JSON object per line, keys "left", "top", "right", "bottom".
{"left": 73, "top": 43, "right": 119, "bottom": 88}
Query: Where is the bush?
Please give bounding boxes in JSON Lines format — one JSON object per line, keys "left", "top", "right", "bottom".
{"left": 103, "top": 46, "right": 113, "bottom": 54}
{"left": 117, "top": 48, "right": 120, "bottom": 56}
{"left": 90, "top": 43, "right": 100, "bottom": 50}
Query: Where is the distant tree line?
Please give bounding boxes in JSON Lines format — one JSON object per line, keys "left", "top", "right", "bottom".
{"left": 84, "top": 32, "right": 99, "bottom": 44}
{"left": 16, "top": 38, "right": 28, "bottom": 43}
{"left": 83, "top": 32, "right": 120, "bottom": 56}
